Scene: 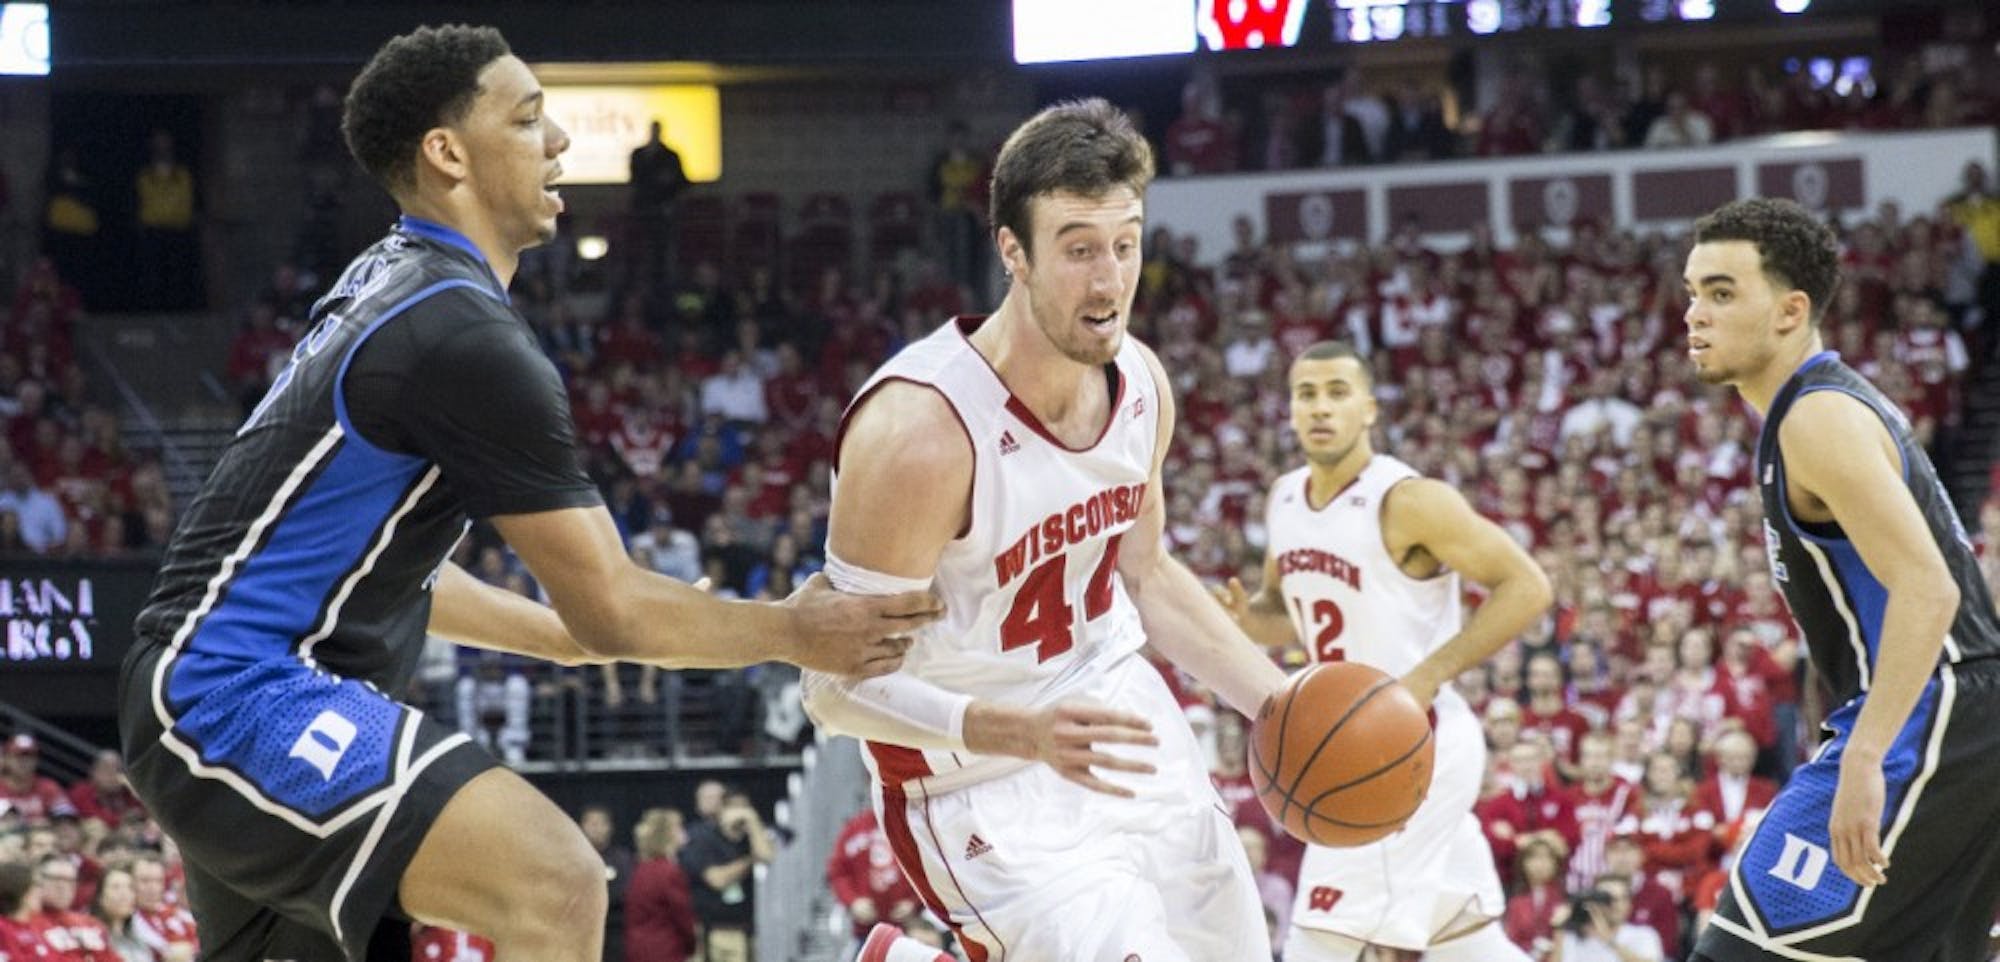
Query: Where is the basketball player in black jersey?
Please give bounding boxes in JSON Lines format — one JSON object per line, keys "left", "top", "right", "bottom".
{"left": 1683, "top": 198, "right": 2000, "bottom": 962}
{"left": 115, "top": 26, "right": 938, "bottom": 962}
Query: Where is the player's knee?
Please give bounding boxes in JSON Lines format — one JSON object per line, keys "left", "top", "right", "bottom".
{"left": 512, "top": 831, "right": 607, "bottom": 935}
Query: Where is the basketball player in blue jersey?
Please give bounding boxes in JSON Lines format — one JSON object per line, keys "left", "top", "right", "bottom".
{"left": 115, "top": 25, "right": 938, "bottom": 962}
{"left": 1682, "top": 198, "right": 2000, "bottom": 962}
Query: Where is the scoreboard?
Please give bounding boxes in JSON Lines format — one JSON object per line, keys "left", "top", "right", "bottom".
{"left": 1016, "top": 0, "right": 1911, "bottom": 62}
{"left": 1327, "top": 0, "right": 1812, "bottom": 45}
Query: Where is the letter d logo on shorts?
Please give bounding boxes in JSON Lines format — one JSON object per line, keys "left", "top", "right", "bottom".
{"left": 289, "top": 710, "right": 359, "bottom": 781}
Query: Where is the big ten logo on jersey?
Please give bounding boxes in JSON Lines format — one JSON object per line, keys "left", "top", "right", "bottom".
{"left": 991, "top": 483, "right": 1146, "bottom": 663}
{"left": 1763, "top": 521, "right": 1789, "bottom": 584}
{"left": 1307, "top": 886, "right": 1344, "bottom": 912}
{"left": 288, "top": 709, "right": 359, "bottom": 781}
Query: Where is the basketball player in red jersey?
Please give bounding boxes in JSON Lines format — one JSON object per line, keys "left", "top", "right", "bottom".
{"left": 1217, "top": 341, "right": 1552, "bottom": 962}
{"left": 806, "top": 99, "right": 1288, "bottom": 962}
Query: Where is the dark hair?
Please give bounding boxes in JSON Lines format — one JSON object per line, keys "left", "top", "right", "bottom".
{"left": 90, "top": 861, "right": 136, "bottom": 931}
{"left": 1290, "top": 340, "right": 1373, "bottom": 386}
{"left": 342, "top": 24, "right": 512, "bottom": 192}
{"left": 1691, "top": 198, "right": 1841, "bottom": 321}
{"left": 0, "top": 860, "right": 30, "bottom": 915}
{"left": 989, "top": 98, "right": 1154, "bottom": 258}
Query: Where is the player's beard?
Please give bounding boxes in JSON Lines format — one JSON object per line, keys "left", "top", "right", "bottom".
{"left": 1028, "top": 276, "right": 1121, "bottom": 367}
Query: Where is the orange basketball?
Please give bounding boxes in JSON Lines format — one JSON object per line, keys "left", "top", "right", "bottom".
{"left": 1248, "top": 661, "right": 1436, "bottom": 848}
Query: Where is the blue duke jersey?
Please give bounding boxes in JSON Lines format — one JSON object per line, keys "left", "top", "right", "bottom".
{"left": 1696, "top": 350, "right": 2000, "bottom": 962}
{"left": 1754, "top": 351, "right": 2000, "bottom": 702}
{"left": 116, "top": 217, "right": 602, "bottom": 961}
{"left": 130, "top": 216, "right": 601, "bottom": 733}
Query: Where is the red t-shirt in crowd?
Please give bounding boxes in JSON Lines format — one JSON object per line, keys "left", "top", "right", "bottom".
{"left": 29, "top": 911, "right": 114, "bottom": 962}
{"left": 0, "top": 915, "right": 54, "bottom": 962}
{"left": 825, "top": 811, "right": 921, "bottom": 939}
{"left": 411, "top": 925, "right": 494, "bottom": 962}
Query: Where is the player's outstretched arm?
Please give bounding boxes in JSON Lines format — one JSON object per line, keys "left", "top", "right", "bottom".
{"left": 1122, "top": 344, "right": 1287, "bottom": 718}
{"left": 492, "top": 506, "right": 937, "bottom": 677}
{"left": 803, "top": 380, "right": 1160, "bottom": 797}
{"left": 1212, "top": 541, "right": 1297, "bottom": 650}
{"left": 1781, "top": 390, "right": 1959, "bottom": 887}
{"left": 1383, "top": 478, "right": 1553, "bottom": 707}
{"left": 428, "top": 561, "right": 602, "bottom": 665}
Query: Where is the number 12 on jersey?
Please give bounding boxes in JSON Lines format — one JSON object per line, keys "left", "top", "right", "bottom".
{"left": 1000, "top": 534, "right": 1123, "bottom": 663}
{"left": 1290, "top": 596, "right": 1346, "bottom": 662}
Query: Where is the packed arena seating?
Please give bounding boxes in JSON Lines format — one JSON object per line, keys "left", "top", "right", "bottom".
{"left": 1164, "top": 57, "right": 1998, "bottom": 175}
{"left": 0, "top": 259, "right": 175, "bottom": 559}
{"left": 4, "top": 52, "right": 1998, "bottom": 958}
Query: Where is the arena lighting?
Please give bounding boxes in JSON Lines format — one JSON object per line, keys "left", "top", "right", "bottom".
{"left": 1774, "top": 0, "right": 1811, "bottom": 12}
{"left": 575, "top": 236, "right": 610, "bottom": 261}
{"left": 538, "top": 84, "right": 721, "bottom": 185}
{"left": 1013, "top": 0, "right": 1197, "bottom": 63}
{"left": 1466, "top": 0, "right": 1502, "bottom": 35}
{"left": 0, "top": 2, "right": 50, "bottom": 76}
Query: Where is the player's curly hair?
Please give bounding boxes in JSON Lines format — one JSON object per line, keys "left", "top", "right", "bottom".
{"left": 342, "top": 24, "right": 511, "bottom": 193}
{"left": 989, "top": 98, "right": 1155, "bottom": 259}
{"left": 1692, "top": 197, "right": 1842, "bottom": 320}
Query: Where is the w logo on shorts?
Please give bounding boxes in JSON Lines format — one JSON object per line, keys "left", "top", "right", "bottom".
{"left": 289, "top": 710, "right": 359, "bottom": 781}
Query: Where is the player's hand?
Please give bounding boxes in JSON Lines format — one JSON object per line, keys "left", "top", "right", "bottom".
{"left": 782, "top": 573, "right": 943, "bottom": 678}
{"left": 1210, "top": 577, "right": 1251, "bottom": 624}
{"left": 1028, "top": 699, "right": 1159, "bottom": 798}
{"left": 1396, "top": 668, "right": 1441, "bottom": 712}
{"left": 1830, "top": 750, "right": 1889, "bottom": 886}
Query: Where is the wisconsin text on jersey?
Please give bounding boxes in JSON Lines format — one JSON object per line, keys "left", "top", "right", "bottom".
{"left": 992, "top": 483, "right": 1148, "bottom": 586}
{"left": 1277, "top": 548, "right": 1362, "bottom": 590}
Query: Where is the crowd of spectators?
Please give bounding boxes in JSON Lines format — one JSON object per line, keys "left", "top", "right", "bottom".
{"left": 1162, "top": 57, "right": 1998, "bottom": 175}
{"left": 0, "top": 257, "right": 176, "bottom": 559}
{"left": 0, "top": 734, "right": 197, "bottom": 962}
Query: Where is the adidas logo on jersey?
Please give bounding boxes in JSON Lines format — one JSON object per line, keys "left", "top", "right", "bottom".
{"left": 964, "top": 834, "right": 992, "bottom": 860}
{"left": 1130, "top": 395, "right": 1146, "bottom": 420}
{"left": 998, "top": 431, "right": 1021, "bottom": 455}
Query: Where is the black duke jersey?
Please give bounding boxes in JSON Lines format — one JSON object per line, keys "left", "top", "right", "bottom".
{"left": 1753, "top": 350, "right": 2000, "bottom": 703}
{"left": 116, "top": 217, "right": 600, "bottom": 962}
{"left": 130, "top": 215, "right": 600, "bottom": 704}
{"left": 1698, "top": 350, "right": 2000, "bottom": 962}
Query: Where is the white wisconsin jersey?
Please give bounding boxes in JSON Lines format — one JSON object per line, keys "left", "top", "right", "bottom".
{"left": 1268, "top": 455, "right": 1502, "bottom": 947}
{"left": 1264, "top": 455, "right": 1461, "bottom": 675}
{"left": 839, "top": 317, "right": 1160, "bottom": 792}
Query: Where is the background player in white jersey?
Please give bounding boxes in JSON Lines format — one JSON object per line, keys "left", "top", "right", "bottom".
{"left": 1216, "top": 340, "right": 1553, "bottom": 962}
{"left": 803, "top": 99, "right": 1289, "bottom": 962}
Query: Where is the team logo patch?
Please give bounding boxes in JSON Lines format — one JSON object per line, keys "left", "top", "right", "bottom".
{"left": 964, "top": 833, "right": 992, "bottom": 860}
{"left": 288, "top": 709, "right": 358, "bottom": 781}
